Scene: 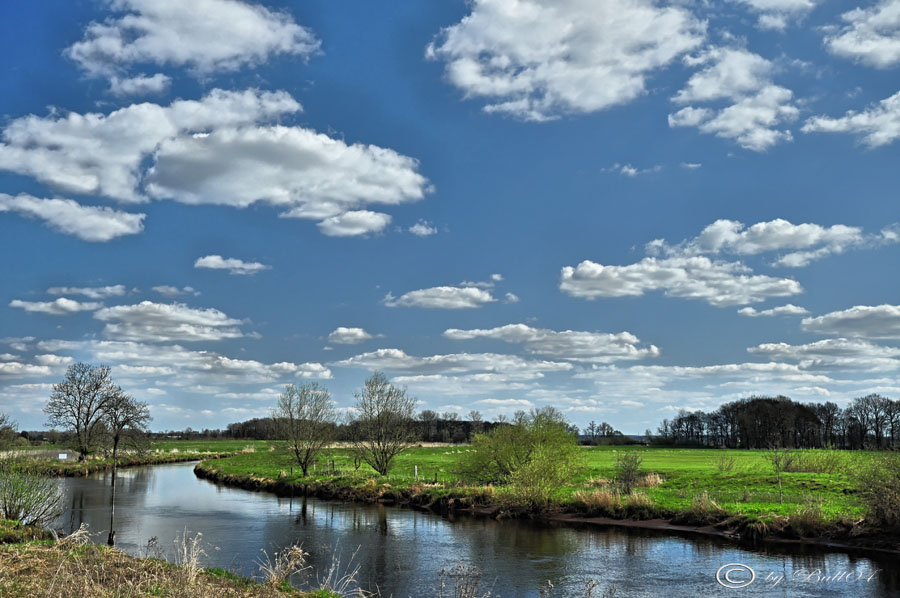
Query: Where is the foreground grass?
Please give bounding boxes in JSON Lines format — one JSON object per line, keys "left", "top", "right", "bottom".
{"left": 0, "top": 538, "right": 329, "bottom": 598}
{"left": 196, "top": 445, "right": 876, "bottom": 540}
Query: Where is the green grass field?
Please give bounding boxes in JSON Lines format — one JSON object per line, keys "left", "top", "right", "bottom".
{"left": 196, "top": 444, "right": 870, "bottom": 522}
{"left": 13, "top": 438, "right": 875, "bottom": 528}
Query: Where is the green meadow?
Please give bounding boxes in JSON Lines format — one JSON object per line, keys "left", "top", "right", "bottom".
{"left": 195, "top": 444, "right": 869, "bottom": 522}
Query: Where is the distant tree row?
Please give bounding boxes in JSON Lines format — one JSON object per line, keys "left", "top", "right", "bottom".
{"left": 655, "top": 394, "right": 900, "bottom": 450}
{"left": 583, "top": 420, "right": 631, "bottom": 445}
{"left": 174, "top": 408, "right": 505, "bottom": 444}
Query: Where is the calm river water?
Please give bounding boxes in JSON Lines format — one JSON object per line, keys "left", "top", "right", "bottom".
{"left": 54, "top": 462, "right": 899, "bottom": 597}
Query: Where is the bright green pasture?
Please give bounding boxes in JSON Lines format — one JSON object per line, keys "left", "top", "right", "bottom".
{"left": 201, "top": 444, "right": 870, "bottom": 521}
{"left": 574, "top": 446, "right": 865, "bottom": 519}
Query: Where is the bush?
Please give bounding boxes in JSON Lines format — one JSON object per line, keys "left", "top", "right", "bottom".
{"left": 614, "top": 452, "right": 643, "bottom": 494}
{"left": 0, "top": 457, "right": 63, "bottom": 526}
{"left": 782, "top": 450, "right": 845, "bottom": 474}
{"left": 857, "top": 453, "right": 900, "bottom": 531}
{"left": 715, "top": 454, "right": 736, "bottom": 472}
{"left": 506, "top": 442, "right": 581, "bottom": 509}
{"left": 457, "top": 408, "right": 583, "bottom": 509}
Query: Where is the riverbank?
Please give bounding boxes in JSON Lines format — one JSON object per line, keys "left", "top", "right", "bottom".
{"left": 193, "top": 447, "right": 900, "bottom": 555}
{"left": 0, "top": 531, "right": 326, "bottom": 597}
{"left": 29, "top": 450, "right": 242, "bottom": 477}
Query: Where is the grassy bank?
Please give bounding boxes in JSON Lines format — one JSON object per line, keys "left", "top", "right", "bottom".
{"left": 0, "top": 530, "right": 336, "bottom": 598}
{"left": 194, "top": 445, "right": 893, "bottom": 547}
{"left": 0, "top": 520, "right": 53, "bottom": 544}
{"left": 10, "top": 440, "right": 276, "bottom": 477}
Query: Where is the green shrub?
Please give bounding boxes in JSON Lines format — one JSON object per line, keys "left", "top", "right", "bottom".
{"left": 457, "top": 408, "right": 583, "bottom": 509}
{"left": 715, "top": 454, "right": 736, "bottom": 472}
{"left": 856, "top": 453, "right": 900, "bottom": 531}
{"left": 783, "top": 450, "right": 846, "bottom": 474}
{"left": 0, "top": 457, "right": 63, "bottom": 526}
{"left": 614, "top": 452, "right": 643, "bottom": 494}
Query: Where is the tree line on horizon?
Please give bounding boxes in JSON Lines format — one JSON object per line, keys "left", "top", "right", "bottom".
{"left": 654, "top": 394, "right": 900, "bottom": 450}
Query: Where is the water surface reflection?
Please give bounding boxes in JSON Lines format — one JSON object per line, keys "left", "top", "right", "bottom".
{"left": 55, "top": 462, "right": 899, "bottom": 597}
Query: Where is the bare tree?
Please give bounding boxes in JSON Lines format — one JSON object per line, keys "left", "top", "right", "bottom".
{"left": 44, "top": 363, "right": 121, "bottom": 461}
{"left": 468, "top": 409, "right": 483, "bottom": 440}
{"left": 274, "top": 383, "right": 336, "bottom": 476}
{"left": 348, "top": 372, "right": 416, "bottom": 475}
{"left": 103, "top": 392, "right": 152, "bottom": 469}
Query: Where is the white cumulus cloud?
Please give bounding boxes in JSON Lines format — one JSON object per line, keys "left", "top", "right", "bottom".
{"left": 802, "top": 89, "right": 900, "bottom": 147}
{"left": 47, "top": 285, "right": 126, "bottom": 299}
{"left": 108, "top": 73, "right": 171, "bottom": 97}
{"left": 0, "top": 89, "right": 299, "bottom": 203}
{"left": 327, "top": 327, "right": 376, "bottom": 345}
{"left": 66, "top": 0, "right": 319, "bottom": 77}
{"left": 9, "top": 298, "right": 103, "bottom": 315}
{"left": 801, "top": 304, "right": 900, "bottom": 339}
{"left": 93, "top": 301, "right": 247, "bottom": 342}
{"left": 152, "top": 285, "right": 199, "bottom": 297}
{"left": 443, "top": 323, "right": 659, "bottom": 363}
{"left": 749, "top": 338, "right": 900, "bottom": 372}
{"left": 648, "top": 218, "right": 894, "bottom": 267}
{"left": 383, "top": 286, "right": 497, "bottom": 309}
{"left": 335, "top": 348, "right": 572, "bottom": 377}
{"left": 316, "top": 211, "right": 392, "bottom": 237}
{"left": 736, "top": 0, "right": 821, "bottom": 31}
{"left": 194, "top": 255, "right": 270, "bottom": 275}
{"left": 0, "top": 193, "right": 145, "bottom": 242}
{"left": 0, "top": 89, "right": 430, "bottom": 237}
{"left": 426, "top": 0, "right": 704, "bottom": 121}
{"left": 669, "top": 47, "right": 798, "bottom": 151}
{"left": 409, "top": 220, "right": 437, "bottom": 237}
{"left": 737, "top": 304, "right": 809, "bottom": 317}
{"left": 38, "top": 339, "right": 331, "bottom": 384}
{"left": 559, "top": 256, "right": 802, "bottom": 307}
{"left": 824, "top": 0, "right": 900, "bottom": 68}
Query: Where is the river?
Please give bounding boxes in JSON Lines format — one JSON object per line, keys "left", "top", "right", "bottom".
{"left": 53, "top": 461, "right": 899, "bottom": 597}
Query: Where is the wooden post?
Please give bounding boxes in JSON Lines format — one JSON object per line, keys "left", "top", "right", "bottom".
{"left": 415, "top": 465, "right": 418, "bottom": 481}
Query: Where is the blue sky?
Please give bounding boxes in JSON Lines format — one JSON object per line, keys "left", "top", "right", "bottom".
{"left": 1, "top": 0, "right": 899, "bottom": 433}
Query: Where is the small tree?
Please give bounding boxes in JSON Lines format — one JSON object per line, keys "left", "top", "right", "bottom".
{"left": 614, "top": 452, "right": 643, "bottom": 494}
{"left": 0, "top": 413, "right": 17, "bottom": 450}
{"left": 103, "top": 392, "right": 152, "bottom": 470}
{"left": 44, "top": 363, "right": 122, "bottom": 461}
{"left": 348, "top": 372, "right": 416, "bottom": 475}
{"left": 765, "top": 444, "right": 793, "bottom": 504}
{"left": 274, "top": 382, "right": 336, "bottom": 476}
